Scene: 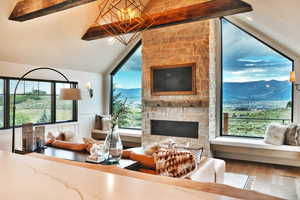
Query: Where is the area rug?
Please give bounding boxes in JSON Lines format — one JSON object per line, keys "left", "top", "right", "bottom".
{"left": 224, "top": 173, "right": 256, "bottom": 190}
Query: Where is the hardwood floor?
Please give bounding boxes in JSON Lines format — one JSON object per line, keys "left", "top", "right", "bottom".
{"left": 224, "top": 159, "right": 300, "bottom": 200}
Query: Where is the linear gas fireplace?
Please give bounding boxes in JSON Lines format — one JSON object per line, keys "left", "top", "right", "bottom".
{"left": 151, "top": 120, "right": 199, "bottom": 139}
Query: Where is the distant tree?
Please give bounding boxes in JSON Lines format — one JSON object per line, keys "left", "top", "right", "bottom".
{"left": 112, "top": 85, "right": 131, "bottom": 128}
{"left": 286, "top": 101, "right": 292, "bottom": 109}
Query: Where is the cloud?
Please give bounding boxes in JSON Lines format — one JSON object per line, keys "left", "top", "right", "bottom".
{"left": 238, "top": 58, "right": 264, "bottom": 63}
{"left": 221, "top": 18, "right": 293, "bottom": 82}
{"left": 231, "top": 68, "right": 266, "bottom": 75}
{"left": 121, "top": 46, "right": 142, "bottom": 72}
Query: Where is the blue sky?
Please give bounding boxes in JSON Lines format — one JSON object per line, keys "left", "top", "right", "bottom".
{"left": 113, "top": 46, "right": 142, "bottom": 89}
{"left": 222, "top": 18, "right": 293, "bottom": 83}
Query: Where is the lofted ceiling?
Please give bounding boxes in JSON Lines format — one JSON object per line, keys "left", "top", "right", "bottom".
{"left": 0, "top": 0, "right": 299, "bottom": 74}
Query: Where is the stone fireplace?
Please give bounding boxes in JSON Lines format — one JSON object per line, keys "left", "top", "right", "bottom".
{"left": 141, "top": 0, "right": 217, "bottom": 156}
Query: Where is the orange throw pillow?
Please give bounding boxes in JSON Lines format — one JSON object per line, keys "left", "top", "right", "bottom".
{"left": 129, "top": 152, "right": 156, "bottom": 169}
{"left": 122, "top": 150, "right": 132, "bottom": 159}
{"left": 50, "top": 140, "right": 87, "bottom": 152}
{"left": 139, "top": 168, "right": 157, "bottom": 175}
{"left": 56, "top": 133, "right": 66, "bottom": 141}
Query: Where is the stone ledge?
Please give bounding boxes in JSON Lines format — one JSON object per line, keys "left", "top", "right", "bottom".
{"left": 143, "top": 99, "right": 209, "bottom": 108}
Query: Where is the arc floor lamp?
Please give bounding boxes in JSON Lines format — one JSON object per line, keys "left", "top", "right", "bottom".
{"left": 12, "top": 67, "right": 81, "bottom": 153}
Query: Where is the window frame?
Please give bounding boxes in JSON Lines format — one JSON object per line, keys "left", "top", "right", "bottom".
{"left": 0, "top": 75, "right": 78, "bottom": 130}
{"left": 220, "top": 17, "right": 294, "bottom": 138}
{"left": 0, "top": 79, "right": 4, "bottom": 129}
{"left": 110, "top": 40, "right": 142, "bottom": 130}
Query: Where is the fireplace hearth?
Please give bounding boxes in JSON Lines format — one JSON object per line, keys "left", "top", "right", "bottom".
{"left": 151, "top": 120, "right": 199, "bottom": 139}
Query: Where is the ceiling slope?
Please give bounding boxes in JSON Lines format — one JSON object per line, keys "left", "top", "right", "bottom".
{"left": 0, "top": 0, "right": 126, "bottom": 73}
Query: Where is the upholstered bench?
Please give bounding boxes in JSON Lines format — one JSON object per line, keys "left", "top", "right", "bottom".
{"left": 211, "top": 137, "right": 300, "bottom": 167}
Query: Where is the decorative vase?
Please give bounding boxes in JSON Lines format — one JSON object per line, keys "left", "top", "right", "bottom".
{"left": 103, "top": 128, "right": 123, "bottom": 163}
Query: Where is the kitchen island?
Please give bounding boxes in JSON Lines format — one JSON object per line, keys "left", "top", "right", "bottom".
{"left": 0, "top": 151, "right": 280, "bottom": 200}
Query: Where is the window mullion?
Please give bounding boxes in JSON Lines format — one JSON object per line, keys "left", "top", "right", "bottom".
{"left": 3, "top": 79, "right": 10, "bottom": 129}
{"left": 51, "top": 82, "right": 56, "bottom": 123}
{"left": 72, "top": 83, "right": 78, "bottom": 122}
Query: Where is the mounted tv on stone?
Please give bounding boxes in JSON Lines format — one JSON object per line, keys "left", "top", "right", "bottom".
{"left": 151, "top": 63, "right": 196, "bottom": 96}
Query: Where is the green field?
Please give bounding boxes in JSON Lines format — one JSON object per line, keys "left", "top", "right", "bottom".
{"left": 10, "top": 95, "right": 72, "bottom": 126}
{"left": 223, "top": 108, "right": 292, "bottom": 137}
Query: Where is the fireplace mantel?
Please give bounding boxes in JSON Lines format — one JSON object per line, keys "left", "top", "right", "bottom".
{"left": 143, "top": 98, "right": 208, "bottom": 108}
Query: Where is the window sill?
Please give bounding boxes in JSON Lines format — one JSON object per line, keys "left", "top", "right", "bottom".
{"left": 210, "top": 136, "right": 300, "bottom": 152}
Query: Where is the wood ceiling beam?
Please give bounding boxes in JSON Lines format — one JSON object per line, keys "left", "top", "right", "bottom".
{"left": 82, "top": 0, "right": 253, "bottom": 41}
{"left": 9, "top": 0, "right": 98, "bottom": 22}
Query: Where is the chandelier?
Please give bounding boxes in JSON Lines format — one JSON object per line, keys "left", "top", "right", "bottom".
{"left": 94, "top": 0, "right": 154, "bottom": 45}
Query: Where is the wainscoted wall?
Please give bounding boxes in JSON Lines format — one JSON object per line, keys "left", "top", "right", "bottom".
{"left": 141, "top": 0, "right": 217, "bottom": 156}
{"left": 0, "top": 61, "right": 103, "bottom": 152}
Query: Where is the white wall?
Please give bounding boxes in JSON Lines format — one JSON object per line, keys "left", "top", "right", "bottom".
{"left": 0, "top": 61, "right": 104, "bottom": 152}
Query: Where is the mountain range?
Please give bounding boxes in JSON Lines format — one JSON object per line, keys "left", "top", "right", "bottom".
{"left": 115, "top": 88, "right": 141, "bottom": 103}
{"left": 115, "top": 80, "right": 292, "bottom": 103}
{"left": 223, "top": 80, "right": 291, "bottom": 102}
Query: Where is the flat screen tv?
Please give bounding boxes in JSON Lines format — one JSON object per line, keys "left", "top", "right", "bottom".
{"left": 151, "top": 63, "right": 196, "bottom": 96}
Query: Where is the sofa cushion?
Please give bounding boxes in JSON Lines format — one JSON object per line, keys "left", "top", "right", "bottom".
{"left": 264, "top": 124, "right": 287, "bottom": 145}
{"left": 285, "top": 124, "right": 298, "bottom": 146}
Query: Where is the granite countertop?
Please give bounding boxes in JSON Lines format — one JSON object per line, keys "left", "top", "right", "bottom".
{"left": 0, "top": 151, "right": 239, "bottom": 200}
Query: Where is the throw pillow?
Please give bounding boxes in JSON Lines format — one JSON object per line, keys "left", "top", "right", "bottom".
{"left": 95, "top": 115, "right": 104, "bottom": 130}
{"left": 56, "top": 132, "right": 66, "bottom": 141}
{"left": 285, "top": 124, "right": 298, "bottom": 146}
{"left": 296, "top": 127, "right": 300, "bottom": 146}
{"left": 264, "top": 124, "right": 288, "bottom": 145}
{"left": 50, "top": 140, "right": 87, "bottom": 152}
{"left": 83, "top": 137, "right": 104, "bottom": 152}
{"left": 62, "top": 131, "right": 75, "bottom": 141}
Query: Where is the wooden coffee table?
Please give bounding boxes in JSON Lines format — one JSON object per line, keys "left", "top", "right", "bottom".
{"left": 36, "top": 147, "right": 140, "bottom": 170}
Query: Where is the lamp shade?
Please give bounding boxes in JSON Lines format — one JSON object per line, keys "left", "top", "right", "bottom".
{"left": 60, "top": 88, "right": 82, "bottom": 100}
{"left": 290, "top": 71, "right": 296, "bottom": 83}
